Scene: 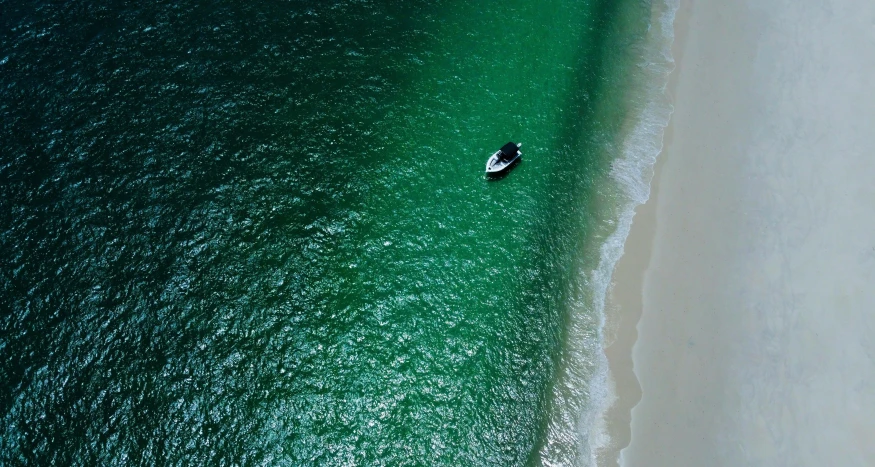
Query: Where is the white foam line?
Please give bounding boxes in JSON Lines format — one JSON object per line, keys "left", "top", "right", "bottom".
{"left": 588, "top": 0, "right": 679, "bottom": 464}
{"left": 538, "top": 0, "right": 679, "bottom": 465}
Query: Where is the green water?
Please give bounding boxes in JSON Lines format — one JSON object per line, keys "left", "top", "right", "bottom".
{"left": 0, "top": 0, "right": 665, "bottom": 465}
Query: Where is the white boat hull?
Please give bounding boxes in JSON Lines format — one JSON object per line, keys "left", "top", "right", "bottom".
{"left": 485, "top": 151, "right": 521, "bottom": 174}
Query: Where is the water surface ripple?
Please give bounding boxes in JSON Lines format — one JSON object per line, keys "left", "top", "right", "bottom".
{"left": 0, "top": 0, "right": 653, "bottom": 465}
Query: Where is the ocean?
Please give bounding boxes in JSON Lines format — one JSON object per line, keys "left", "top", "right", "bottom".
{"left": 0, "top": 0, "right": 675, "bottom": 465}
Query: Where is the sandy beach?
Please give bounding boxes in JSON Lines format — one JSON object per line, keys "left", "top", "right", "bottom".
{"left": 602, "top": 0, "right": 875, "bottom": 465}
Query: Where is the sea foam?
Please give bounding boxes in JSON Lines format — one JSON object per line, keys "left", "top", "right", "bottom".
{"left": 537, "top": 0, "right": 678, "bottom": 465}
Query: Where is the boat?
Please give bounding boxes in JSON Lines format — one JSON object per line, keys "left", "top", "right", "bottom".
{"left": 485, "top": 142, "right": 522, "bottom": 175}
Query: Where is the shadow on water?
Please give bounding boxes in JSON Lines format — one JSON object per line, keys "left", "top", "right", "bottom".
{"left": 0, "top": 0, "right": 451, "bottom": 464}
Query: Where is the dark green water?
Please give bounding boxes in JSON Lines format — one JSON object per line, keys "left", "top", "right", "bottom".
{"left": 0, "top": 0, "right": 671, "bottom": 465}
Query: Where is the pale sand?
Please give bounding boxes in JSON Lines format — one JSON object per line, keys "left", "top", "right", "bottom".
{"left": 602, "top": 0, "right": 875, "bottom": 465}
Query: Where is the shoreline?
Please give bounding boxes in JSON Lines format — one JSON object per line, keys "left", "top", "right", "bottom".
{"left": 597, "top": 1, "right": 689, "bottom": 465}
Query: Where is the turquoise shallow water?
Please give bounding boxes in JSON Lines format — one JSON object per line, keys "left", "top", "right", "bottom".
{"left": 0, "top": 0, "right": 674, "bottom": 465}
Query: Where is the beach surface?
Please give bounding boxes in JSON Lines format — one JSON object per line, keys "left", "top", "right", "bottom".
{"left": 603, "top": 0, "right": 875, "bottom": 465}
